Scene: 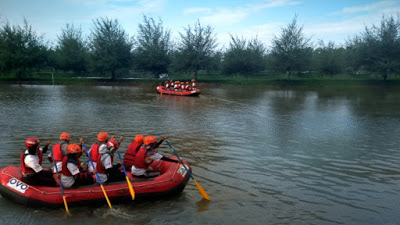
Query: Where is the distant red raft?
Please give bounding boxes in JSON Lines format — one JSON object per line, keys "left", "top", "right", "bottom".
{"left": 0, "top": 158, "right": 190, "bottom": 208}
{"left": 157, "top": 86, "right": 200, "bottom": 96}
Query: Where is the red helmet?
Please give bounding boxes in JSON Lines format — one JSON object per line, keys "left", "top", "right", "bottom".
{"left": 191, "top": 79, "right": 195, "bottom": 82}
{"left": 144, "top": 136, "right": 157, "bottom": 146}
{"left": 59, "top": 132, "right": 70, "bottom": 141}
{"left": 134, "top": 134, "right": 144, "bottom": 143}
{"left": 67, "top": 143, "right": 81, "bottom": 154}
{"left": 107, "top": 139, "right": 120, "bottom": 150}
{"left": 97, "top": 132, "right": 109, "bottom": 142}
{"left": 25, "top": 137, "right": 40, "bottom": 148}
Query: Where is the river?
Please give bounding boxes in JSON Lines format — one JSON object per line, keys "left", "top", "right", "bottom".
{"left": 0, "top": 83, "right": 399, "bottom": 225}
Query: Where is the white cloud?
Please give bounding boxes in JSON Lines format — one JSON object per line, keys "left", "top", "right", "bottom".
{"left": 183, "top": 7, "right": 212, "bottom": 15}
{"left": 247, "top": 0, "right": 301, "bottom": 11}
{"left": 200, "top": 9, "right": 249, "bottom": 26}
{"left": 183, "top": 0, "right": 302, "bottom": 28}
{"left": 341, "top": 0, "right": 397, "bottom": 14}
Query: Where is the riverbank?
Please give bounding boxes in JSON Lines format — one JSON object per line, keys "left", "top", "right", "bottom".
{"left": 1, "top": 76, "right": 400, "bottom": 87}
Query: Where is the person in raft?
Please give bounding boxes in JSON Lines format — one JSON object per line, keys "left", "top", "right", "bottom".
{"left": 47, "top": 132, "right": 70, "bottom": 173}
{"left": 131, "top": 135, "right": 182, "bottom": 178}
{"left": 164, "top": 80, "right": 170, "bottom": 90}
{"left": 123, "top": 134, "right": 144, "bottom": 170}
{"left": 191, "top": 79, "right": 197, "bottom": 90}
{"left": 88, "top": 132, "right": 109, "bottom": 173}
{"left": 95, "top": 136, "right": 126, "bottom": 183}
{"left": 60, "top": 143, "right": 94, "bottom": 188}
{"left": 21, "top": 137, "right": 57, "bottom": 186}
{"left": 174, "top": 81, "right": 180, "bottom": 91}
{"left": 185, "top": 81, "right": 191, "bottom": 91}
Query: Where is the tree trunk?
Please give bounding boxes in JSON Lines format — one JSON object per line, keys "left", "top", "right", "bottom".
{"left": 111, "top": 70, "right": 115, "bottom": 81}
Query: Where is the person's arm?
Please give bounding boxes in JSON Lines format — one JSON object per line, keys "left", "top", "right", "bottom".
{"left": 41, "top": 140, "right": 51, "bottom": 154}
{"left": 153, "top": 136, "right": 167, "bottom": 149}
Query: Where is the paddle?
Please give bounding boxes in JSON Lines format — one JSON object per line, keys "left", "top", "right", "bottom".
{"left": 116, "top": 149, "right": 135, "bottom": 200}
{"left": 50, "top": 147, "right": 70, "bottom": 214}
{"left": 165, "top": 140, "right": 210, "bottom": 200}
{"left": 82, "top": 141, "right": 112, "bottom": 209}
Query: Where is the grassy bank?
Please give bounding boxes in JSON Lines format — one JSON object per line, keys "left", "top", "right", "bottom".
{"left": 1, "top": 71, "right": 400, "bottom": 86}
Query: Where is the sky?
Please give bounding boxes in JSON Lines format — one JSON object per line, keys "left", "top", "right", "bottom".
{"left": 1, "top": 0, "right": 400, "bottom": 49}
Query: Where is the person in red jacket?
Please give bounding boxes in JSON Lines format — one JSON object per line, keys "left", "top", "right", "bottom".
{"left": 164, "top": 80, "right": 170, "bottom": 90}
{"left": 88, "top": 132, "right": 109, "bottom": 173}
{"left": 60, "top": 143, "right": 94, "bottom": 188}
{"left": 95, "top": 137, "right": 125, "bottom": 183}
{"left": 123, "top": 134, "right": 144, "bottom": 170}
{"left": 21, "top": 137, "right": 57, "bottom": 187}
{"left": 191, "top": 79, "right": 197, "bottom": 90}
{"left": 131, "top": 135, "right": 181, "bottom": 178}
{"left": 48, "top": 132, "right": 70, "bottom": 173}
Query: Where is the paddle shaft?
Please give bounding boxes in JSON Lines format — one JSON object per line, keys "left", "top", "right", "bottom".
{"left": 82, "top": 141, "right": 112, "bottom": 209}
{"left": 165, "top": 140, "right": 194, "bottom": 179}
{"left": 116, "top": 149, "right": 135, "bottom": 200}
{"left": 165, "top": 140, "right": 210, "bottom": 200}
{"left": 50, "top": 147, "right": 70, "bottom": 214}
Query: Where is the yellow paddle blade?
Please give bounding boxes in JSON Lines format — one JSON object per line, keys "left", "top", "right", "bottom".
{"left": 62, "top": 195, "right": 70, "bottom": 214}
{"left": 126, "top": 176, "right": 135, "bottom": 200}
{"left": 100, "top": 185, "right": 113, "bottom": 209}
{"left": 193, "top": 179, "right": 210, "bottom": 201}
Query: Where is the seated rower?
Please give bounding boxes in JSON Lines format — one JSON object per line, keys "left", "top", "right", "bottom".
{"left": 21, "top": 137, "right": 57, "bottom": 187}
{"left": 123, "top": 134, "right": 144, "bottom": 170}
{"left": 131, "top": 135, "right": 182, "bottom": 178}
{"left": 95, "top": 136, "right": 126, "bottom": 183}
{"left": 60, "top": 143, "right": 94, "bottom": 188}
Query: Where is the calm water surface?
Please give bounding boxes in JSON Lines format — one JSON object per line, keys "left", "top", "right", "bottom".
{"left": 0, "top": 83, "right": 399, "bottom": 225}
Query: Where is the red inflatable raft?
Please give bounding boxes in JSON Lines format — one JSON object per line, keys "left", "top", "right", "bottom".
{"left": 0, "top": 159, "right": 190, "bottom": 208}
{"left": 156, "top": 86, "right": 200, "bottom": 96}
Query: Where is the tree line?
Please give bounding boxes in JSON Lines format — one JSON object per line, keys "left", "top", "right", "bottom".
{"left": 0, "top": 13, "right": 399, "bottom": 81}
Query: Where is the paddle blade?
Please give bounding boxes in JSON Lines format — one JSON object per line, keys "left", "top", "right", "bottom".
{"left": 126, "top": 176, "right": 135, "bottom": 200}
{"left": 193, "top": 179, "right": 210, "bottom": 201}
{"left": 62, "top": 196, "right": 70, "bottom": 214}
{"left": 100, "top": 185, "right": 113, "bottom": 209}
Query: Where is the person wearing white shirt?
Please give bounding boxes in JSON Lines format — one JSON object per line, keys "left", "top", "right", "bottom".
{"left": 60, "top": 143, "right": 94, "bottom": 188}
{"left": 95, "top": 136, "right": 125, "bottom": 183}
{"left": 21, "top": 137, "right": 57, "bottom": 187}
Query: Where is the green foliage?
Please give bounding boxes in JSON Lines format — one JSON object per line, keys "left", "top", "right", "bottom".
{"left": 269, "top": 15, "right": 313, "bottom": 78}
{"left": 0, "top": 19, "right": 48, "bottom": 79}
{"left": 134, "top": 15, "right": 171, "bottom": 77}
{"left": 312, "top": 41, "right": 345, "bottom": 75}
{"left": 173, "top": 20, "right": 218, "bottom": 79}
{"left": 89, "top": 17, "right": 133, "bottom": 80}
{"left": 346, "top": 14, "right": 400, "bottom": 80}
{"left": 223, "top": 35, "right": 266, "bottom": 76}
{"left": 55, "top": 23, "right": 88, "bottom": 74}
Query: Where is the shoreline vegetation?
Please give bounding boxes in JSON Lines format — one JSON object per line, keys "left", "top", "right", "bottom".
{"left": 1, "top": 72, "right": 399, "bottom": 87}
{"left": 1, "top": 15, "right": 400, "bottom": 86}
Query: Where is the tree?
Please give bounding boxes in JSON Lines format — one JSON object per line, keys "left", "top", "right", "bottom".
{"left": 175, "top": 20, "right": 218, "bottom": 79}
{"left": 223, "top": 35, "right": 266, "bottom": 76}
{"left": 134, "top": 15, "right": 171, "bottom": 77}
{"left": 55, "top": 23, "right": 88, "bottom": 74}
{"left": 0, "top": 18, "right": 48, "bottom": 79}
{"left": 270, "top": 15, "right": 312, "bottom": 78}
{"left": 312, "top": 41, "right": 345, "bottom": 75}
{"left": 88, "top": 17, "right": 133, "bottom": 80}
{"left": 346, "top": 14, "right": 400, "bottom": 80}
